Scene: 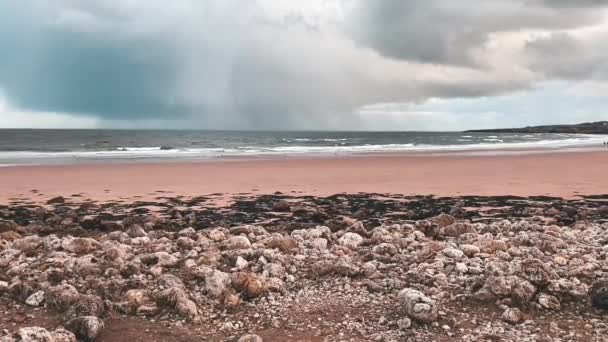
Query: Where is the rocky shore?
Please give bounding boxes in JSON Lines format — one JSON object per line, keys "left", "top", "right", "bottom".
{"left": 1, "top": 193, "right": 608, "bottom": 341}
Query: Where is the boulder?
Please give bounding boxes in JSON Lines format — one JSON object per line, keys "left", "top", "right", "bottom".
{"left": 398, "top": 288, "right": 438, "bottom": 323}
{"left": 238, "top": 334, "right": 263, "bottom": 342}
{"left": 267, "top": 237, "right": 298, "bottom": 253}
{"left": 590, "top": 280, "right": 608, "bottom": 309}
{"left": 47, "top": 196, "right": 66, "bottom": 204}
{"left": 205, "top": 270, "right": 232, "bottom": 297}
{"left": 338, "top": 232, "right": 363, "bottom": 250}
{"left": 65, "top": 316, "right": 104, "bottom": 342}
{"left": 49, "top": 328, "right": 77, "bottom": 342}
{"left": 502, "top": 308, "right": 522, "bottom": 324}
{"left": 538, "top": 293, "right": 561, "bottom": 310}
{"left": 61, "top": 237, "right": 100, "bottom": 255}
{"left": 16, "top": 327, "right": 53, "bottom": 342}
{"left": 224, "top": 236, "right": 252, "bottom": 250}
{"left": 0, "top": 219, "right": 18, "bottom": 233}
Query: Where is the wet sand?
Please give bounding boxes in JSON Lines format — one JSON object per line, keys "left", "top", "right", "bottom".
{"left": 0, "top": 150, "right": 606, "bottom": 204}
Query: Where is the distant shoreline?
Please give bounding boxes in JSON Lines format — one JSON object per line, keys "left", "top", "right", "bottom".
{"left": 466, "top": 120, "right": 608, "bottom": 134}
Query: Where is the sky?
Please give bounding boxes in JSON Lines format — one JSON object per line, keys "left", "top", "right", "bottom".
{"left": 1, "top": 0, "right": 608, "bottom": 131}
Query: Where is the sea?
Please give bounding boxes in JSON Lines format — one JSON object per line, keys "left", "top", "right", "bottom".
{"left": 0, "top": 129, "right": 606, "bottom": 166}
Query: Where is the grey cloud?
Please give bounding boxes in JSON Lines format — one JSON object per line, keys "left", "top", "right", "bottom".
{"left": 0, "top": 0, "right": 607, "bottom": 130}
{"left": 345, "top": 0, "right": 606, "bottom": 66}
{"left": 525, "top": 33, "right": 608, "bottom": 80}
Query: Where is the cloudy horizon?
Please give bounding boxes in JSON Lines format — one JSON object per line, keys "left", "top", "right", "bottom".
{"left": 1, "top": 0, "right": 608, "bottom": 131}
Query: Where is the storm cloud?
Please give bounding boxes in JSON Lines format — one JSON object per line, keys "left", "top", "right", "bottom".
{"left": 1, "top": 0, "right": 608, "bottom": 130}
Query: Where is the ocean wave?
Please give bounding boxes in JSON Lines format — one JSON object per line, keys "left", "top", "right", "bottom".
{"left": 0, "top": 135, "right": 606, "bottom": 165}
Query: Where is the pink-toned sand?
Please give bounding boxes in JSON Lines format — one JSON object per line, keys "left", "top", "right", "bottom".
{"left": 0, "top": 151, "right": 606, "bottom": 204}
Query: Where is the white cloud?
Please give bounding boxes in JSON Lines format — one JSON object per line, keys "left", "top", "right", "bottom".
{"left": 0, "top": 91, "right": 99, "bottom": 129}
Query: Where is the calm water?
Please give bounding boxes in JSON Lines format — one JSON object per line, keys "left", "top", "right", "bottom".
{"left": 0, "top": 129, "right": 605, "bottom": 166}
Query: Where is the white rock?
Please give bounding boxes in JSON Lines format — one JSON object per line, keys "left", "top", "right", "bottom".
{"left": 460, "top": 244, "right": 480, "bottom": 257}
{"left": 311, "top": 238, "right": 328, "bottom": 250}
{"left": 61, "top": 237, "right": 100, "bottom": 254}
{"left": 443, "top": 247, "right": 464, "bottom": 259}
{"left": 207, "top": 229, "right": 225, "bottom": 242}
{"left": 25, "top": 291, "right": 45, "bottom": 307}
{"left": 538, "top": 293, "right": 561, "bottom": 310}
{"left": 17, "top": 327, "right": 52, "bottom": 342}
{"left": 235, "top": 256, "right": 249, "bottom": 270}
{"left": 399, "top": 288, "right": 438, "bottom": 323}
{"left": 225, "top": 236, "right": 251, "bottom": 250}
{"left": 502, "top": 308, "right": 522, "bottom": 324}
{"left": 338, "top": 232, "right": 363, "bottom": 250}
{"left": 205, "top": 270, "right": 231, "bottom": 297}
{"left": 49, "top": 328, "right": 77, "bottom": 342}
{"left": 238, "top": 334, "right": 263, "bottom": 342}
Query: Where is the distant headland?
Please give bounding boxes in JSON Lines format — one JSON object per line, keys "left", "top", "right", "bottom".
{"left": 466, "top": 121, "right": 608, "bottom": 134}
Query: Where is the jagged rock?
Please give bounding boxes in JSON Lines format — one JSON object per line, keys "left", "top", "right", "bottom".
{"left": 235, "top": 256, "right": 249, "bottom": 270}
{"left": 153, "top": 252, "right": 179, "bottom": 267}
{"left": 272, "top": 201, "right": 291, "bottom": 212}
{"left": 519, "top": 258, "right": 555, "bottom": 286}
{"left": 590, "top": 280, "right": 608, "bottom": 309}
{"left": 155, "top": 274, "right": 198, "bottom": 319}
{"left": 61, "top": 237, "right": 100, "bottom": 254}
{"left": 66, "top": 294, "right": 104, "bottom": 319}
{"left": 205, "top": 270, "right": 232, "bottom": 297}
{"left": 25, "top": 291, "right": 45, "bottom": 307}
{"left": 443, "top": 222, "right": 477, "bottom": 237}
{"left": 207, "top": 229, "right": 225, "bottom": 242}
{"left": 0, "top": 219, "right": 18, "bottom": 233}
{"left": 511, "top": 277, "right": 536, "bottom": 307}
{"left": 431, "top": 213, "right": 456, "bottom": 228}
{"left": 136, "top": 304, "right": 160, "bottom": 317}
{"left": 16, "top": 327, "right": 53, "bottom": 342}
{"left": 267, "top": 237, "right": 297, "bottom": 253}
{"left": 338, "top": 232, "right": 363, "bottom": 250}
{"left": 487, "top": 276, "right": 512, "bottom": 298}
{"left": 232, "top": 272, "right": 265, "bottom": 299}
{"left": 125, "top": 289, "right": 150, "bottom": 310}
{"left": 460, "top": 244, "right": 480, "bottom": 257}
{"left": 398, "top": 288, "right": 438, "bottom": 323}
{"left": 238, "top": 334, "right": 263, "bottom": 342}
{"left": 126, "top": 225, "right": 147, "bottom": 238}
{"left": 502, "top": 308, "right": 523, "bottom": 324}
{"left": 47, "top": 196, "right": 66, "bottom": 204}
{"left": 263, "top": 263, "right": 286, "bottom": 279}
{"left": 8, "top": 281, "right": 34, "bottom": 303}
{"left": 311, "top": 238, "right": 328, "bottom": 250}
{"left": 49, "top": 328, "right": 77, "bottom": 342}
{"left": 46, "top": 284, "right": 80, "bottom": 311}
{"left": 442, "top": 247, "right": 464, "bottom": 259}
{"left": 396, "top": 318, "right": 412, "bottom": 330}
{"left": 538, "top": 293, "right": 561, "bottom": 310}
{"left": 12, "top": 236, "right": 42, "bottom": 255}
{"left": 224, "top": 236, "right": 252, "bottom": 250}
{"left": 0, "top": 281, "right": 8, "bottom": 295}
{"left": 65, "top": 316, "right": 104, "bottom": 342}
{"left": 372, "top": 243, "right": 399, "bottom": 256}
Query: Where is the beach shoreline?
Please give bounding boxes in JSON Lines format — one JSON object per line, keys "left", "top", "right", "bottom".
{"left": 1, "top": 149, "right": 606, "bottom": 204}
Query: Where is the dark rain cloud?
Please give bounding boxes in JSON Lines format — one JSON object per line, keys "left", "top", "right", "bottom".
{"left": 0, "top": 0, "right": 607, "bottom": 129}
{"left": 0, "top": 2, "right": 187, "bottom": 120}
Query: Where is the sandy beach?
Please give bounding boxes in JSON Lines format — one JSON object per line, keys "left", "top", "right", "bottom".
{"left": 0, "top": 150, "right": 606, "bottom": 204}
{"left": 2, "top": 149, "right": 608, "bottom": 341}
